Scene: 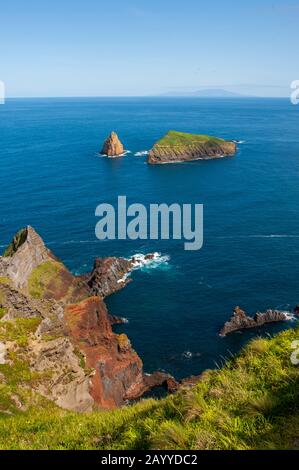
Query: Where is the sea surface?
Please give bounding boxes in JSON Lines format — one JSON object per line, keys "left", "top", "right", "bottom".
{"left": 0, "top": 97, "right": 298, "bottom": 379}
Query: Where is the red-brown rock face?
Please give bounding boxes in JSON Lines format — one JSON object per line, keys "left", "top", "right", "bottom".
{"left": 1, "top": 227, "right": 178, "bottom": 410}
{"left": 64, "top": 297, "right": 144, "bottom": 408}
{"left": 101, "top": 131, "right": 124, "bottom": 157}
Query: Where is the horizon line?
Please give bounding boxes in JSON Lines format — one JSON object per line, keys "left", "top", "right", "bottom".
{"left": 4, "top": 95, "right": 290, "bottom": 100}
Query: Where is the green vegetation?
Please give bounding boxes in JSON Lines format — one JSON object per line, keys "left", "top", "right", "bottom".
{"left": 155, "top": 131, "right": 225, "bottom": 147}
{"left": 3, "top": 228, "right": 28, "bottom": 257}
{"left": 74, "top": 347, "right": 86, "bottom": 369}
{"left": 27, "top": 259, "right": 83, "bottom": 302}
{"left": 0, "top": 325, "right": 298, "bottom": 450}
{"left": 0, "top": 316, "right": 50, "bottom": 417}
{"left": 28, "top": 260, "right": 61, "bottom": 299}
{"left": 117, "top": 333, "right": 130, "bottom": 351}
{"left": 0, "top": 288, "right": 7, "bottom": 307}
{"left": 0, "top": 354, "right": 43, "bottom": 387}
{"left": 0, "top": 308, "right": 7, "bottom": 320}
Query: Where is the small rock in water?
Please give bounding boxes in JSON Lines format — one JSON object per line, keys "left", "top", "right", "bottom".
{"left": 220, "top": 306, "right": 287, "bottom": 336}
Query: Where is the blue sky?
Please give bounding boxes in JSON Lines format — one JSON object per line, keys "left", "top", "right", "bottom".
{"left": 0, "top": 0, "right": 298, "bottom": 97}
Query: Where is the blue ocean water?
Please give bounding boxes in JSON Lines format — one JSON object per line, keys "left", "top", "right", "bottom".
{"left": 0, "top": 97, "right": 298, "bottom": 379}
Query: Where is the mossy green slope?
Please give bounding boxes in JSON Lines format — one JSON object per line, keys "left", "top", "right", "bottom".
{"left": 2, "top": 228, "right": 28, "bottom": 257}
{"left": 0, "top": 325, "right": 298, "bottom": 450}
{"left": 27, "top": 259, "right": 88, "bottom": 302}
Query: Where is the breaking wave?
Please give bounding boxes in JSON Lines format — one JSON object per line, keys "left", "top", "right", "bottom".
{"left": 116, "top": 317, "right": 129, "bottom": 323}
{"left": 214, "top": 234, "right": 299, "bottom": 240}
{"left": 182, "top": 351, "right": 201, "bottom": 359}
{"left": 130, "top": 252, "right": 170, "bottom": 271}
{"left": 182, "top": 351, "right": 192, "bottom": 359}
{"left": 99, "top": 150, "right": 131, "bottom": 157}
{"left": 281, "top": 311, "right": 297, "bottom": 321}
{"left": 249, "top": 234, "right": 299, "bottom": 239}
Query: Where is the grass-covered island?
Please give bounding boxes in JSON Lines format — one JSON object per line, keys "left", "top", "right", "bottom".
{"left": 0, "top": 227, "right": 298, "bottom": 450}
{"left": 148, "top": 130, "right": 237, "bottom": 164}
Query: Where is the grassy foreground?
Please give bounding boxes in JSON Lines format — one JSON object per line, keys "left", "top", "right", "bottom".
{"left": 0, "top": 325, "right": 298, "bottom": 450}
{"left": 156, "top": 130, "right": 225, "bottom": 147}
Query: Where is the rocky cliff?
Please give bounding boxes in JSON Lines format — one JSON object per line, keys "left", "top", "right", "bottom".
{"left": 82, "top": 253, "right": 161, "bottom": 298}
{"left": 148, "top": 130, "right": 237, "bottom": 164}
{"left": 0, "top": 227, "right": 176, "bottom": 412}
{"left": 220, "top": 306, "right": 288, "bottom": 336}
{"left": 0, "top": 226, "right": 88, "bottom": 303}
{"left": 101, "top": 131, "right": 124, "bottom": 157}
{"left": 1, "top": 227, "right": 55, "bottom": 289}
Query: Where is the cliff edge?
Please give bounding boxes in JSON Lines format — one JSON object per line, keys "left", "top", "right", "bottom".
{"left": 0, "top": 227, "right": 176, "bottom": 412}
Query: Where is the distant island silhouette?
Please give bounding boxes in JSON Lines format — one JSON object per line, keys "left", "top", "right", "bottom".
{"left": 158, "top": 88, "right": 249, "bottom": 98}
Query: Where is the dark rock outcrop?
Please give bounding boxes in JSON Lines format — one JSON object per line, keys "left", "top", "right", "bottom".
{"left": 294, "top": 305, "right": 299, "bottom": 316}
{"left": 101, "top": 131, "right": 124, "bottom": 157}
{"left": 109, "top": 314, "right": 128, "bottom": 325}
{"left": 220, "top": 306, "right": 288, "bottom": 336}
{"left": 83, "top": 253, "right": 160, "bottom": 299}
{"left": 125, "top": 371, "right": 178, "bottom": 401}
{"left": 85, "top": 256, "right": 133, "bottom": 298}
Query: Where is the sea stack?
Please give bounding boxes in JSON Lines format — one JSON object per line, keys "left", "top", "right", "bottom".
{"left": 148, "top": 130, "right": 237, "bottom": 164}
{"left": 101, "top": 131, "right": 124, "bottom": 157}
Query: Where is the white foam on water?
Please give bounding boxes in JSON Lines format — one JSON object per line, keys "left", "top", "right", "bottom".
{"left": 250, "top": 234, "right": 299, "bottom": 239}
{"left": 214, "top": 234, "right": 299, "bottom": 240}
{"left": 47, "top": 239, "right": 109, "bottom": 247}
{"left": 182, "top": 350, "right": 201, "bottom": 359}
{"left": 98, "top": 150, "right": 131, "bottom": 158}
{"left": 117, "top": 272, "right": 131, "bottom": 284}
{"left": 106, "top": 252, "right": 171, "bottom": 285}
{"left": 129, "top": 252, "right": 170, "bottom": 272}
{"left": 281, "top": 311, "right": 297, "bottom": 321}
{"left": 182, "top": 351, "right": 193, "bottom": 359}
